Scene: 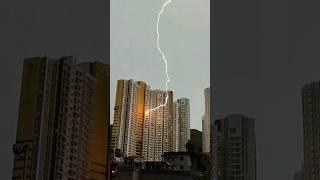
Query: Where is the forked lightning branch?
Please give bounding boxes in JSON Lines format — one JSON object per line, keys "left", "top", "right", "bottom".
{"left": 146, "top": 0, "right": 173, "bottom": 113}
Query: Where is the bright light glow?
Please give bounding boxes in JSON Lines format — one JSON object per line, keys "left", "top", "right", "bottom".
{"left": 145, "top": 0, "right": 173, "bottom": 113}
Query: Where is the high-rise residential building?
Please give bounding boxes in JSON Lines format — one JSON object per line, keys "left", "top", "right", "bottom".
{"left": 111, "top": 80, "right": 146, "bottom": 157}
{"left": 111, "top": 80, "right": 128, "bottom": 154}
{"left": 136, "top": 81, "right": 146, "bottom": 157}
{"left": 12, "top": 57, "right": 109, "bottom": 180}
{"left": 202, "top": 87, "right": 210, "bottom": 153}
{"left": 172, "top": 98, "right": 191, "bottom": 152}
{"left": 172, "top": 101, "right": 180, "bottom": 152}
{"left": 302, "top": 81, "right": 320, "bottom": 180}
{"left": 142, "top": 89, "right": 173, "bottom": 161}
{"left": 12, "top": 57, "right": 55, "bottom": 180}
{"left": 212, "top": 114, "right": 256, "bottom": 180}
{"left": 111, "top": 79, "right": 191, "bottom": 161}
{"left": 79, "top": 62, "right": 110, "bottom": 179}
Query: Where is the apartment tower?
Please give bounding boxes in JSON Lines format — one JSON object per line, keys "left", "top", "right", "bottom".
{"left": 172, "top": 101, "right": 180, "bottom": 152}
{"left": 111, "top": 80, "right": 146, "bottom": 157}
{"left": 173, "top": 98, "right": 191, "bottom": 151}
{"left": 142, "top": 89, "right": 173, "bottom": 161}
{"left": 302, "top": 81, "right": 320, "bottom": 180}
{"left": 79, "top": 62, "right": 110, "bottom": 179}
{"left": 12, "top": 57, "right": 109, "bottom": 180}
{"left": 202, "top": 87, "right": 210, "bottom": 153}
{"left": 212, "top": 114, "right": 256, "bottom": 180}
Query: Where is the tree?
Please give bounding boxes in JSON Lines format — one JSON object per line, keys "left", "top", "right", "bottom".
{"left": 186, "top": 140, "right": 195, "bottom": 155}
{"left": 186, "top": 140, "right": 212, "bottom": 180}
{"left": 186, "top": 140, "right": 197, "bottom": 170}
{"left": 200, "top": 153, "right": 212, "bottom": 180}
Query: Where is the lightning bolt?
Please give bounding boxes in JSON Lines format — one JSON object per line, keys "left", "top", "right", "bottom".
{"left": 146, "top": 0, "right": 173, "bottom": 113}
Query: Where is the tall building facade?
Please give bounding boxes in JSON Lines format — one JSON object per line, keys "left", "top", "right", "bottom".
{"left": 202, "top": 87, "right": 210, "bottom": 153}
{"left": 172, "top": 98, "right": 191, "bottom": 152}
{"left": 111, "top": 80, "right": 128, "bottom": 154}
{"left": 111, "top": 79, "right": 191, "bottom": 161}
{"left": 12, "top": 57, "right": 58, "bottom": 180}
{"left": 302, "top": 82, "right": 320, "bottom": 180}
{"left": 142, "top": 90, "right": 173, "bottom": 161}
{"left": 172, "top": 101, "right": 180, "bottom": 152}
{"left": 111, "top": 80, "right": 146, "bottom": 157}
{"left": 12, "top": 57, "right": 109, "bottom": 180}
{"left": 79, "top": 62, "right": 110, "bottom": 179}
{"left": 212, "top": 114, "right": 256, "bottom": 180}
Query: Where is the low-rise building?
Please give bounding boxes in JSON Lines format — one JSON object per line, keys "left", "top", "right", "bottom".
{"left": 162, "top": 152, "right": 191, "bottom": 171}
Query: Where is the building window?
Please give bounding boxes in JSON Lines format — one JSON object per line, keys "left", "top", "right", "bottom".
{"left": 230, "top": 128, "right": 237, "bottom": 134}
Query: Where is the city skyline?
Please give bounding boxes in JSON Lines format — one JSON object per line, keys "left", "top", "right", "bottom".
{"left": 111, "top": 79, "right": 191, "bottom": 161}
{"left": 110, "top": 0, "right": 210, "bottom": 131}
{"left": 110, "top": 77, "right": 208, "bottom": 131}
{"left": 3, "top": 0, "right": 320, "bottom": 179}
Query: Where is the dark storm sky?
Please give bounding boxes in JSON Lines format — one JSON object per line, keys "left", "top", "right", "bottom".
{"left": 0, "top": 0, "right": 108, "bottom": 179}
{"left": 213, "top": 0, "right": 320, "bottom": 179}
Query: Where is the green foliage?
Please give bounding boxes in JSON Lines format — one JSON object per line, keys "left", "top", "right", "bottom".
{"left": 185, "top": 140, "right": 212, "bottom": 180}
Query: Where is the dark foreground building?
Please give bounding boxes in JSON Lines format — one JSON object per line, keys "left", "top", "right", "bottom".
{"left": 212, "top": 114, "right": 256, "bottom": 180}
{"left": 12, "top": 57, "right": 110, "bottom": 180}
{"left": 302, "top": 82, "right": 320, "bottom": 180}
